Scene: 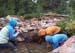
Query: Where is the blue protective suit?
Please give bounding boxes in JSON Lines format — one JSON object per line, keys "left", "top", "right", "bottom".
{"left": 45, "top": 34, "right": 68, "bottom": 49}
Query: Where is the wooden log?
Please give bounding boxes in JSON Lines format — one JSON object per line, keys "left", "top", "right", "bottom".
{"left": 44, "top": 13, "right": 68, "bottom": 17}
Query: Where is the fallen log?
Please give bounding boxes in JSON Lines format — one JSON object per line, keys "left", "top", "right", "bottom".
{"left": 44, "top": 13, "right": 68, "bottom": 17}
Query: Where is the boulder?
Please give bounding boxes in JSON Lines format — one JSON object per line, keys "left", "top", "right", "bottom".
{"left": 49, "top": 36, "right": 75, "bottom": 53}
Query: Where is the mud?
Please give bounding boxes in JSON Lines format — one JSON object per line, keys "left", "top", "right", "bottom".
{"left": 0, "top": 42, "right": 52, "bottom": 53}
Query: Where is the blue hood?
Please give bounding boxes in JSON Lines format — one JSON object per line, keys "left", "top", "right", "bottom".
{"left": 45, "top": 35, "right": 53, "bottom": 43}
{"left": 8, "top": 19, "right": 17, "bottom": 27}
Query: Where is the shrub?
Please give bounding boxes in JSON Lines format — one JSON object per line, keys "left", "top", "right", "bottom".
{"left": 56, "top": 19, "right": 75, "bottom": 37}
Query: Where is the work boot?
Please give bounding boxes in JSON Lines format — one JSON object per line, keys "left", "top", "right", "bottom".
{"left": 12, "top": 48, "right": 18, "bottom": 53}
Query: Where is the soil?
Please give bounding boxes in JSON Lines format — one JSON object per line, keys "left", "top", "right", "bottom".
{"left": 0, "top": 42, "right": 52, "bottom": 53}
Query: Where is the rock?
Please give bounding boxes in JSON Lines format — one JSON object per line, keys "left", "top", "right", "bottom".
{"left": 49, "top": 36, "right": 75, "bottom": 53}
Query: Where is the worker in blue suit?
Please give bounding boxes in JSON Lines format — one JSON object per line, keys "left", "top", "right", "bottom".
{"left": 0, "top": 19, "right": 20, "bottom": 52}
{"left": 45, "top": 34, "right": 68, "bottom": 49}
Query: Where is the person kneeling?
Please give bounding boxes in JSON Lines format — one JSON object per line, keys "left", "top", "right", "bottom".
{"left": 45, "top": 34, "right": 68, "bottom": 49}
{"left": 0, "top": 19, "right": 20, "bottom": 52}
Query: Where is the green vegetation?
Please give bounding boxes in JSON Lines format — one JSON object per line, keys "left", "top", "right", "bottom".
{"left": 56, "top": 20, "right": 75, "bottom": 37}
{"left": 56, "top": 0, "right": 75, "bottom": 36}
{"left": 0, "top": 0, "right": 75, "bottom": 18}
